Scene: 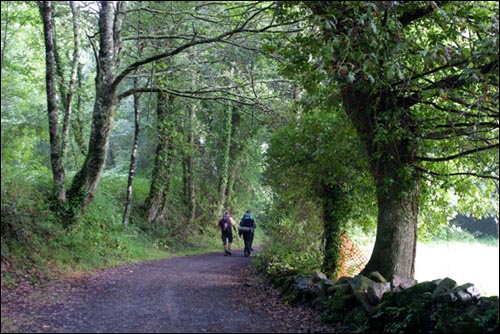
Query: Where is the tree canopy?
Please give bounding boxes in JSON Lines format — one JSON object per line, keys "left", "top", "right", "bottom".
{"left": 272, "top": 1, "right": 498, "bottom": 279}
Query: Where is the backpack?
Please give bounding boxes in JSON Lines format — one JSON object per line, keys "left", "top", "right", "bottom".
{"left": 219, "top": 216, "right": 230, "bottom": 230}
{"left": 239, "top": 215, "right": 255, "bottom": 233}
{"left": 241, "top": 217, "right": 254, "bottom": 228}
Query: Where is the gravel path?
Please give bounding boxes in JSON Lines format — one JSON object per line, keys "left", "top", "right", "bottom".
{"left": 1, "top": 250, "right": 341, "bottom": 333}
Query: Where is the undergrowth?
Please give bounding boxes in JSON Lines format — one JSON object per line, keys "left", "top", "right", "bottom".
{"left": 253, "top": 204, "right": 324, "bottom": 278}
{"left": 0, "top": 172, "right": 222, "bottom": 289}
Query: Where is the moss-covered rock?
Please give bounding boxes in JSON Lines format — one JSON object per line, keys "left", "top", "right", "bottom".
{"left": 321, "top": 283, "right": 357, "bottom": 323}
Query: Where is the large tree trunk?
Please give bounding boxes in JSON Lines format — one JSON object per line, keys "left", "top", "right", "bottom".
{"left": 40, "top": 1, "right": 65, "bottom": 202}
{"left": 341, "top": 86, "right": 419, "bottom": 280}
{"left": 363, "top": 180, "right": 418, "bottom": 280}
{"left": 145, "top": 92, "right": 175, "bottom": 224}
{"left": 67, "top": 2, "right": 125, "bottom": 219}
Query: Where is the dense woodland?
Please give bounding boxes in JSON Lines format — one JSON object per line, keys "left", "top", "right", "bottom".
{"left": 1, "top": 1, "right": 499, "bottom": 329}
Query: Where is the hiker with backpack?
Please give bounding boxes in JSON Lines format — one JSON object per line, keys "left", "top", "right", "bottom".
{"left": 219, "top": 210, "right": 237, "bottom": 256}
{"left": 238, "top": 210, "right": 256, "bottom": 257}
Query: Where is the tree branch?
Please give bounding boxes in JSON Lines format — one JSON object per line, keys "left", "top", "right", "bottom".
{"left": 117, "top": 78, "right": 291, "bottom": 100}
{"left": 113, "top": 4, "right": 276, "bottom": 88}
{"left": 417, "top": 143, "right": 499, "bottom": 162}
{"left": 420, "top": 100, "right": 499, "bottom": 119}
{"left": 422, "top": 125, "right": 497, "bottom": 140}
{"left": 414, "top": 164, "right": 499, "bottom": 181}
{"left": 423, "top": 60, "right": 498, "bottom": 91}
{"left": 398, "top": 1, "right": 451, "bottom": 27}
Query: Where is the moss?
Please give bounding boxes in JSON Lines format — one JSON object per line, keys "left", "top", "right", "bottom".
{"left": 321, "top": 284, "right": 356, "bottom": 323}
{"left": 431, "top": 296, "right": 499, "bottom": 333}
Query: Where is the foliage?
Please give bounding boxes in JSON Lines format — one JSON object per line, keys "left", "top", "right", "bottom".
{"left": 366, "top": 292, "right": 499, "bottom": 333}
{"left": 268, "top": 0, "right": 499, "bottom": 281}
{"left": 273, "top": 1, "right": 499, "bottom": 227}
{"left": 263, "top": 104, "right": 376, "bottom": 277}
{"left": 451, "top": 214, "right": 498, "bottom": 239}
{"left": 0, "top": 172, "right": 219, "bottom": 288}
{"left": 254, "top": 201, "right": 324, "bottom": 278}
{"left": 265, "top": 107, "right": 375, "bottom": 216}
{"left": 2, "top": 0, "right": 284, "bottom": 232}
{"left": 430, "top": 296, "right": 499, "bottom": 333}
{"left": 1, "top": 2, "right": 48, "bottom": 181}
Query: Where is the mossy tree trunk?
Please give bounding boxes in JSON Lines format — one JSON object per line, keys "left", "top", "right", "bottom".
{"left": 182, "top": 102, "right": 197, "bottom": 224}
{"left": 218, "top": 107, "right": 233, "bottom": 212}
{"left": 40, "top": 1, "right": 65, "bottom": 202}
{"left": 145, "top": 92, "right": 176, "bottom": 224}
{"left": 66, "top": 1, "right": 126, "bottom": 221}
{"left": 321, "top": 184, "right": 345, "bottom": 279}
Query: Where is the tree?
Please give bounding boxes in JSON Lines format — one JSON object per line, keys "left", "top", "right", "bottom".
{"left": 265, "top": 107, "right": 375, "bottom": 278}
{"left": 38, "top": 1, "right": 82, "bottom": 203}
{"left": 275, "top": 1, "right": 498, "bottom": 280}
{"left": 56, "top": 1, "right": 286, "bottom": 222}
{"left": 144, "top": 91, "right": 177, "bottom": 224}
{"left": 182, "top": 93, "right": 197, "bottom": 225}
{"left": 39, "top": 1, "right": 66, "bottom": 201}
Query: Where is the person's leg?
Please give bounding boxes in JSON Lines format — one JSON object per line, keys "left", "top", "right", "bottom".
{"left": 227, "top": 233, "right": 233, "bottom": 255}
{"left": 249, "top": 232, "right": 254, "bottom": 252}
{"left": 222, "top": 233, "right": 229, "bottom": 255}
{"left": 243, "top": 233, "right": 250, "bottom": 255}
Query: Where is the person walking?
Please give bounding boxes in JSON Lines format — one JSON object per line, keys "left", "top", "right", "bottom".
{"left": 218, "top": 210, "right": 236, "bottom": 256}
{"left": 239, "top": 210, "right": 256, "bottom": 257}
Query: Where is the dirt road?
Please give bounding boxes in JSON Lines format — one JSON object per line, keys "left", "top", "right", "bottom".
{"left": 1, "top": 250, "right": 339, "bottom": 333}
